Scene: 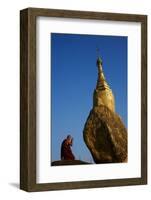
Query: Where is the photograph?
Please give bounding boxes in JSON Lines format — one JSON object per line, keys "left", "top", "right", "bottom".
{"left": 20, "top": 8, "right": 147, "bottom": 191}
{"left": 51, "top": 33, "right": 128, "bottom": 166}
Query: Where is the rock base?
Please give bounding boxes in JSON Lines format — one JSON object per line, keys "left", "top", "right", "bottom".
{"left": 83, "top": 105, "right": 127, "bottom": 163}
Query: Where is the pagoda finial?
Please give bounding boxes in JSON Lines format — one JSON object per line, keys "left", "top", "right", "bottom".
{"left": 96, "top": 47, "right": 103, "bottom": 68}
{"left": 96, "top": 47, "right": 100, "bottom": 57}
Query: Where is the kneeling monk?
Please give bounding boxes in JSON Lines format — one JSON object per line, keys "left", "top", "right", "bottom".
{"left": 61, "top": 135, "right": 75, "bottom": 160}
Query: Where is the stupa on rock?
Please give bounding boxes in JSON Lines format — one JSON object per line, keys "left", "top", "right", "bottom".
{"left": 83, "top": 55, "right": 127, "bottom": 163}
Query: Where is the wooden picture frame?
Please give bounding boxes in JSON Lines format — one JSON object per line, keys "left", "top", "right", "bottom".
{"left": 20, "top": 7, "right": 147, "bottom": 192}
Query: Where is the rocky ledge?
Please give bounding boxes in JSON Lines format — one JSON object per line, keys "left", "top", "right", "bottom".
{"left": 51, "top": 160, "right": 91, "bottom": 166}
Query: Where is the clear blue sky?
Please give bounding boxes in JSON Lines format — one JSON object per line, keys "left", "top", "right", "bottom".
{"left": 51, "top": 33, "right": 127, "bottom": 163}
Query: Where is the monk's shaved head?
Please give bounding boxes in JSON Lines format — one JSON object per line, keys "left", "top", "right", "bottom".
{"left": 67, "top": 135, "right": 72, "bottom": 139}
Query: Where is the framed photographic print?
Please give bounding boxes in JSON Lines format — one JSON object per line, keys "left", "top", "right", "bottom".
{"left": 20, "top": 8, "right": 147, "bottom": 191}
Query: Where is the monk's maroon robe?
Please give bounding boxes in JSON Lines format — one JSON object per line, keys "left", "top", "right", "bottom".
{"left": 61, "top": 139, "right": 75, "bottom": 160}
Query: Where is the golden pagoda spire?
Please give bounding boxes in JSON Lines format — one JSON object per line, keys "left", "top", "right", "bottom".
{"left": 96, "top": 57, "right": 110, "bottom": 91}
{"left": 93, "top": 56, "right": 115, "bottom": 112}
